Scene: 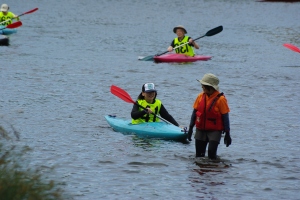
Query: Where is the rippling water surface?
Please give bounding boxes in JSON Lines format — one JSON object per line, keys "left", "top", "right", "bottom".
{"left": 1, "top": 0, "right": 299, "bottom": 199}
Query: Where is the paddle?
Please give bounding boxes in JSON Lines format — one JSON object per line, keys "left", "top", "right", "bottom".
{"left": 0, "top": 8, "right": 38, "bottom": 25}
{"left": 0, "top": 21, "right": 22, "bottom": 30}
{"left": 110, "top": 85, "right": 173, "bottom": 124}
{"left": 139, "top": 25, "right": 223, "bottom": 61}
{"left": 283, "top": 43, "right": 300, "bottom": 54}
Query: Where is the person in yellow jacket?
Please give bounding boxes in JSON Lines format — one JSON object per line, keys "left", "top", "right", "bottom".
{"left": 0, "top": 4, "right": 19, "bottom": 26}
{"left": 167, "top": 25, "right": 200, "bottom": 57}
{"left": 131, "top": 83, "right": 179, "bottom": 126}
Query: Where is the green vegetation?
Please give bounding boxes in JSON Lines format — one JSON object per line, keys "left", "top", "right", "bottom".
{"left": 0, "top": 125, "right": 69, "bottom": 200}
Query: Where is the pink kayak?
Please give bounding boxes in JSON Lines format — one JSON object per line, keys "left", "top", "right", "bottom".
{"left": 153, "top": 53, "right": 212, "bottom": 63}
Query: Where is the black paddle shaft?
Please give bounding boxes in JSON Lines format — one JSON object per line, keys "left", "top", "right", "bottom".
{"left": 156, "top": 26, "right": 223, "bottom": 57}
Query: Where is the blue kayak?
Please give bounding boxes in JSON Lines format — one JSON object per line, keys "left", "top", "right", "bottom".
{"left": 105, "top": 115, "right": 188, "bottom": 141}
{"left": 0, "top": 25, "right": 17, "bottom": 35}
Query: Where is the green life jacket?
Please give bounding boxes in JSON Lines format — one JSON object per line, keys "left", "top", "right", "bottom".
{"left": 174, "top": 36, "right": 195, "bottom": 56}
{"left": 0, "top": 12, "right": 18, "bottom": 25}
{"left": 131, "top": 99, "right": 162, "bottom": 124}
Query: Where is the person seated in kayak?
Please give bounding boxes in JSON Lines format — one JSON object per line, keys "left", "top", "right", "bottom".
{"left": 0, "top": 4, "right": 19, "bottom": 26}
{"left": 167, "top": 25, "right": 199, "bottom": 57}
{"left": 131, "top": 83, "right": 179, "bottom": 126}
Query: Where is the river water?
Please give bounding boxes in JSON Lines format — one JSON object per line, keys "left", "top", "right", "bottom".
{"left": 1, "top": 0, "right": 299, "bottom": 199}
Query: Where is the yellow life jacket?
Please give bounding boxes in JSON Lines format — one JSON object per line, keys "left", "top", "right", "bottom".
{"left": 0, "top": 12, "right": 18, "bottom": 25}
{"left": 174, "top": 36, "right": 195, "bottom": 56}
{"left": 131, "top": 99, "right": 162, "bottom": 124}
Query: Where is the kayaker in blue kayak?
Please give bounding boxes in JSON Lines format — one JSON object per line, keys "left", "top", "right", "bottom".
{"left": 0, "top": 4, "right": 19, "bottom": 26}
{"left": 167, "top": 25, "right": 199, "bottom": 57}
{"left": 187, "top": 73, "right": 231, "bottom": 159}
{"left": 131, "top": 83, "right": 179, "bottom": 126}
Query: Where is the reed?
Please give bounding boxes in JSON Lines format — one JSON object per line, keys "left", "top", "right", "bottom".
{"left": 0, "top": 125, "right": 69, "bottom": 200}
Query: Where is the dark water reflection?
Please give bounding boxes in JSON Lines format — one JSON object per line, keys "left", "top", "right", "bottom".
{"left": 1, "top": 0, "right": 300, "bottom": 199}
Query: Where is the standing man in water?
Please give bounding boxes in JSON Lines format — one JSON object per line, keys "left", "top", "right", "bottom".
{"left": 187, "top": 73, "right": 231, "bottom": 159}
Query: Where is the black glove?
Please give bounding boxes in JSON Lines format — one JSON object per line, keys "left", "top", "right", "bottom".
{"left": 187, "top": 128, "right": 193, "bottom": 141}
{"left": 224, "top": 131, "right": 231, "bottom": 147}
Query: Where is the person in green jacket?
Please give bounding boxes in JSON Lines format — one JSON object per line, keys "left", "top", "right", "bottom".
{"left": 167, "top": 25, "right": 200, "bottom": 57}
{"left": 0, "top": 4, "right": 19, "bottom": 26}
{"left": 131, "top": 83, "right": 179, "bottom": 126}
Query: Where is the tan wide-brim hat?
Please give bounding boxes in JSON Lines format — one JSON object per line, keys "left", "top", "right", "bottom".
{"left": 173, "top": 25, "right": 187, "bottom": 34}
{"left": 197, "top": 73, "right": 220, "bottom": 91}
{"left": 0, "top": 4, "right": 8, "bottom": 12}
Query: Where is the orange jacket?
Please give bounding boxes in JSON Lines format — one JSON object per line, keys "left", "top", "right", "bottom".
{"left": 193, "top": 91, "right": 230, "bottom": 131}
